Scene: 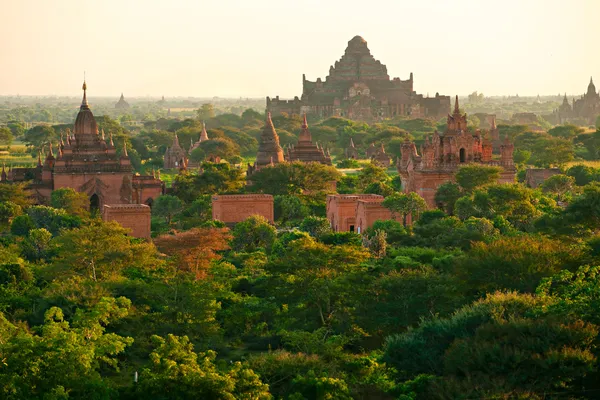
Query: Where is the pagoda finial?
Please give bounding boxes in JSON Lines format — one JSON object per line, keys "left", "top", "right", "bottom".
{"left": 454, "top": 95, "right": 459, "bottom": 114}
{"left": 109, "top": 131, "right": 114, "bottom": 146}
{"left": 491, "top": 116, "right": 497, "bottom": 130}
{"left": 81, "top": 76, "right": 88, "bottom": 108}
{"left": 60, "top": 131, "right": 64, "bottom": 146}
{"left": 174, "top": 134, "right": 180, "bottom": 146}
{"left": 302, "top": 113, "right": 308, "bottom": 129}
{"left": 349, "top": 137, "right": 355, "bottom": 147}
{"left": 101, "top": 129, "right": 105, "bottom": 140}
{"left": 48, "top": 142, "right": 54, "bottom": 157}
{"left": 122, "top": 142, "right": 128, "bottom": 157}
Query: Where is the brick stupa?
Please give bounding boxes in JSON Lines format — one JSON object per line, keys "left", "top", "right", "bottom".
{"left": 286, "top": 114, "right": 332, "bottom": 165}
{"left": 247, "top": 113, "right": 285, "bottom": 176}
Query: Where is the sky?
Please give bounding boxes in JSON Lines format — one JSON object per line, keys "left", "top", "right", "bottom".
{"left": 0, "top": 0, "right": 598, "bottom": 98}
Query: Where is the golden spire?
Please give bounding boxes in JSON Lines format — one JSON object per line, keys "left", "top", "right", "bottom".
{"left": 81, "top": 76, "right": 89, "bottom": 108}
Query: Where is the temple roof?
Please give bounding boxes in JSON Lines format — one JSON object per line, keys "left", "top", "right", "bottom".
{"left": 587, "top": 76, "right": 596, "bottom": 96}
{"left": 74, "top": 81, "right": 99, "bottom": 135}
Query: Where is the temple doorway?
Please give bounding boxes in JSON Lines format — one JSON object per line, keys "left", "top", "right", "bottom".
{"left": 90, "top": 193, "right": 100, "bottom": 214}
{"left": 459, "top": 148, "right": 466, "bottom": 163}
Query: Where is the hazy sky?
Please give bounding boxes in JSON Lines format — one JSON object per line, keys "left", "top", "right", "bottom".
{"left": 1, "top": 0, "right": 598, "bottom": 98}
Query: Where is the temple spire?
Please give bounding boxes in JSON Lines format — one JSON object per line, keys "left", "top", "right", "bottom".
{"left": 302, "top": 113, "right": 308, "bottom": 129}
{"left": 81, "top": 79, "right": 88, "bottom": 108}
{"left": 200, "top": 122, "right": 209, "bottom": 141}
{"left": 454, "top": 95, "right": 460, "bottom": 114}
{"left": 109, "top": 131, "right": 114, "bottom": 146}
{"left": 122, "top": 142, "right": 128, "bottom": 157}
{"left": 48, "top": 142, "right": 54, "bottom": 157}
{"left": 491, "top": 116, "right": 497, "bottom": 130}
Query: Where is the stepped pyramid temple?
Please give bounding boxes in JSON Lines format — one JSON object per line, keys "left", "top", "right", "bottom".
{"left": 398, "top": 96, "right": 516, "bottom": 208}
{"left": 267, "top": 35, "right": 451, "bottom": 121}
{"left": 115, "top": 93, "right": 130, "bottom": 109}
{"left": 286, "top": 115, "right": 332, "bottom": 165}
{"left": 1, "top": 81, "right": 164, "bottom": 217}
{"left": 554, "top": 77, "right": 600, "bottom": 124}
{"left": 247, "top": 113, "right": 285, "bottom": 176}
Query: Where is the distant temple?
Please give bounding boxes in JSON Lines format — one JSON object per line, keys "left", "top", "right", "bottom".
{"left": 285, "top": 114, "right": 332, "bottom": 165}
{"left": 266, "top": 36, "right": 451, "bottom": 121}
{"left": 398, "top": 96, "right": 516, "bottom": 208}
{"left": 1, "top": 81, "right": 164, "bottom": 213}
{"left": 370, "top": 143, "right": 391, "bottom": 167}
{"left": 247, "top": 113, "right": 285, "bottom": 176}
{"left": 163, "top": 135, "right": 188, "bottom": 169}
{"left": 554, "top": 77, "right": 600, "bottom": 125}
{"left": 345, "top": 138, "right": 358, "bottom": 159}
{"left": 115, "top": 93, "right": 130, "bottom": 110}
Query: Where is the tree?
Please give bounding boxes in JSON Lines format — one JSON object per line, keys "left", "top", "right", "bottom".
{"left": 172, "top": 163, "right": 245, "bottom": 202}
{"left": 0, "top": 201, "right": 22, "bottom": 227}
{"left": 298, "top": 216, "right": 332, "bottom": 238}
{"left": 196, "top": 103, "right": 215, "bottom": 120}
{"left": 0, "top": 126, "right": 14, "bottom": 145}
{"left": 0, "top": 182, "right": 33, "bottom": 208}
{"left": 383, "top": 192, "right": 427, "bottom": 226}
{"left": 20, "top": 228, "right": 52, "bottom": 261}
{"left": 153, "top": 195, "right": 183, "bottom": 225}
{"left": 0, "top": 297, "right": 133, "bottom": 399}
{"left": 455, "top": 164, "right": 501, "bottom": 192}
{"left": 548, "top": 124, "right": 584, "bottom": 139}
{"left": 274, "top": 195, "right": 309, "bottom": 223}
{"left": 248, "top": 162, "right": 340, "bottom": 196}
{"left": 567, "top": 164, "right": 599, "bottom": 186}
{"left": 128, "top": 334, "right": 270, "bottom": 400}
{"left": 560, "top": 183, "right": 600, "bottom": 233}
{"left": 531, "top": 137, "right": 574, "bottom": 167}
{"left": 357, "top": 163, "right": 389, "bottom": 191}
{"left": 231, "top": 215, "right": 277, "bottom": 252}
{"left": 52, "top": 220, "right": 158, "bottom": 281}
{"left": 50, "top": 187, "right": 89, "bottom": 217}
{"left": 540, "top": 174, "right": 575, "bottom": 201}
{"left": 198, "top": 137, "right": 240, "bottom": 160}
{"left": 364, "top": 229, "right": 387, "bottom": 258}
{"left": 154, "top": 228, "right": 231, "bottom": 280}
{"left": 23, "top": 124, "right": 57, "bottom": 150}
{"left": 364, "top": 181, "right": 394, "bottom": 197}
{"left": 434, "top": 182, "right": 461, "bottom": 214}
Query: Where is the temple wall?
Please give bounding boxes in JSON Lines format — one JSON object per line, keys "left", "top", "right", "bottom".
{"left": 355, "top": 200, "right": 400, "bottom": 234}
{"left": 212, "top": 194, "right": 274, "bottom": 223}
{"left": 102, "top": 204, "right": 151, "bottom": 239}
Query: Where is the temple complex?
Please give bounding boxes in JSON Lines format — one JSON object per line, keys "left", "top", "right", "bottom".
{"left": 163, "top": 135, "right": 188, "bottom": 169}
{"left": 370, "top": 143, "right": 391, "bottom": 167}
{"left": 554, "top": 78, "right": 600, "bottom": 125}
{"left": 1, "top": 81, "right": 164, "bottom": 211}
{"left": 345, "top": 138, "right": 358, "bottom": 159}
{"left": 115, "top": 93, "right": 130, "bottom": 110}
{"left": 398, "top": 96, "right": 516, "bottom": 208}
{"left": 247, "top": 113, "right": 285, "bottom": 176}
{"left": 267, "top": 36, "right": 451, "bottom": 121}
{"left": 285, "top": 115, "right": 332, "bottom": 165}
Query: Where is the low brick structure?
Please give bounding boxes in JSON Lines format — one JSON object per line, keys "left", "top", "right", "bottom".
{"left": 102, "top": 204, "right": 151, "bottom": 239}
{"left": 525, "top": 168, "right": 562, "bottom": 188}
{"left": 326, "top": 194, "right": 383, "bottom": 232}
{"left": 355, "top": 197, "right": 401, "bottom": 233}
{"left": 212, "top": 194, "right": 274, "bottom": 224}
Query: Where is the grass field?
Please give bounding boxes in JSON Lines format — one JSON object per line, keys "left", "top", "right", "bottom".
{"left": 0, "top": 143, "right": 36, "bottom": 168}
{"left": 565, "top": 160, "right": 600, "bottom": 169}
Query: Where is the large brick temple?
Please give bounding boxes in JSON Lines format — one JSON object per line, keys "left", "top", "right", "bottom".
{"left": 554, "top": 77, "right": 600, "bottom": 125}
{"left": 1, "top": 81, "right": 164, "bottom": 212}
{"left": 398, "top": 96, "right": 516, "bottom": 208}
{"left": 267, "top": 35, "right": 451, "bottom": 121}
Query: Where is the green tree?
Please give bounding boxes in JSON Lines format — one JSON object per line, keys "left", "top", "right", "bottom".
{"left": 434, "top": 182, "right": 461, "bottom": 214}
{"left": 153, "top": 195, "right": 183, "bottom": 225}
{"left": 129, "top": 334, "right": 270, "bottom": 400}
{"left": 196, "top": 103, "right": 215, "bottom": 120}
{"left": 357, "top": 163, "right": 389, "bottom": 191}
{"left": 21, "top": 228, "right": 52, "bottom": 261}
{"left": 0, "top": 201, "right": 22, "bottom": 228}
{"left": 0, "top": 297, "right": 133, "bottom": 400}
{"left": 0, "top": 126, "right": 14, "bottom": 145}
{"left": 383, "top": 192, "right": 427, "bottom": 226}
{"left": 50, "top": 188, "right": 89, "bottom": 217}
{"left": 231, "top": 215, "right": 277, "bottom": 252}
{"left": 52, "top": 220, "right": 158, "bottom": 281}
{"left": 455, "top": 164, "right": 502, "bottom": 192}
{"left": 172, "top": 163, "right": 244, "bottom": 202}
{"left": 248, "top": 162, "right": 340, "bottom": 196}
{"left": 298, "top": 216, "right": 332, "bottom": 238}
{"left": 0, "top": 182, "right": 33, "bottom": 208}
{"left": 199, "top": 137, "right": 240, "bottom": 160}
{"left": 540, "top": 174, "right": 575, "bottom": 201}
{"left": 23, "top": 124, "right": 57, "bottom": 150}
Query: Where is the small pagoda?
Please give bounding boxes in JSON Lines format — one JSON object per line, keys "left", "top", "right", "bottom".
{"left": 115, "top": 93, "right": 130, "bottom": 110}
{"left": 247, "top": 113, "right": 285, "bottom": 176}
{"left": 286, "top": 114, "right": 332, "bottom": 165}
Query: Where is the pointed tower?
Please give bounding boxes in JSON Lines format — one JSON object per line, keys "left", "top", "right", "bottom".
{"left": 286, "top": 113, "right": 332, "bottom": 165}
{"left": 200, "top": 122, "right": 209, "bottom": 142}
{"left": 254, "top": 112, "right": 284, "bottom": 169}
{"left": 446, "top": 95, "right": 467, "bottom": 133}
